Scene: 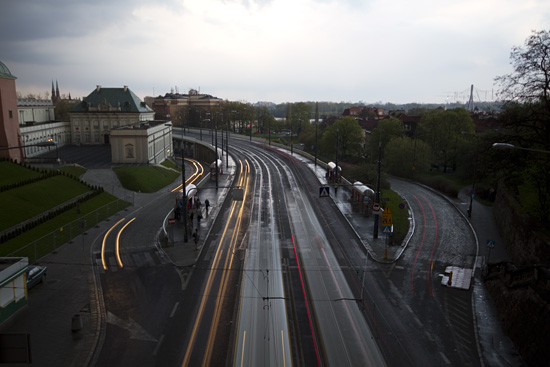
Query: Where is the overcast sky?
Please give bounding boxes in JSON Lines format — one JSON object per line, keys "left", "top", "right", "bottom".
{"left": 1, "top": 0, "right": 549, "bottom": 105}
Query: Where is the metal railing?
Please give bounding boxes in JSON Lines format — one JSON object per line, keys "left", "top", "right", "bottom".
{"left": 5, "top": 199, "right": 130, "bottom": 264}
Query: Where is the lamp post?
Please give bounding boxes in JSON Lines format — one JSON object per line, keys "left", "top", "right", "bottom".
{"left": 373, "top": 141, "right": 382, "bottom": 239}
{"left": 462, "top": 132, "right": 480, "bottom": 218}
{"left": 226, "top": 114, "right": 229, "bottom": 168}
{"left": 0, "top": 140, "right": 57, "bottom": 163}
{"left": 492, "top": 142, "right": 550, "bottom": 154}
{"left": 215, "top": 117, "right": 219, "bottom": 190}
{"left": 181, "top": 128, "right": 188, "bottom": 243}
{"left": 314, "top": 102, "right": 318, "bottom": 168}
{"left": 335, "top": 125, "right": 339, "bottom": 183}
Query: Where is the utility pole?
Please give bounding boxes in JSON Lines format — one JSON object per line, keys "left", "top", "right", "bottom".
{"left": 373, "top": 141, "right": 382, "bottom": 239}
{"left": 215, "top": 118, "right": 219, "bottom": 190}
{"left": 314, "top": 102, "right": 318, "bottom": 168}
{"left": 181, "top": 129, "right": 188, "bottom": 243}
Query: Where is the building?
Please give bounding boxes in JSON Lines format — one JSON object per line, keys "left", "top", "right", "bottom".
{"left": 152, "top": 89, "right": 223, "bottom": 122}
{"left": 0, "top": 257, "right": 29, "bottom": 323}
{"left": 17, "top": 98, "right": 55, "bottom": 126}
{"left": 69, "top": 85, "right": 154, "bottom": 145}
{"left": 0, "top": 60, "right": 24, "bottom": 162}
{"left": 110, "top": 121, "right": 173, "bottom": 164}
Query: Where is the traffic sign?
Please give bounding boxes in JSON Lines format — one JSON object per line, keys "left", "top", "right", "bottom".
{"left": 319, "top": 186, "right": 330, "bottom": 198}
{"left": 373, "top": 203, "right": 380, "bottom": 211}
{"left": 486, "top": 240, "right": 495, "bottom": 248}
{"left": 382, "top": 226, "right": 393, "bottom": 234}
{"left": 168, "top": 218, "right": 175, "bottom": 225}
{"left": 381, "top": 197, "right": 390, "bottom": 201}
{"left": 382, "top": 206, "right": 393, "bottom": 226}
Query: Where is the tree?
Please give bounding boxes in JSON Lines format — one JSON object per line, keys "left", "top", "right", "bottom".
{"left": 255, "top": 106, "right": 275, "bottom": 133}
{"left": 320, "top": 116, "right": 363, "bottom": 158}
{"left": 368, "top": 117, "right": 405, "bottom": 150}
{"left": 494, "top": 30, "right": 550, "bottom": 222}
{"left": 495, "top": 30, "right": 550, "bottom": 104}
{"left": 415, "top": 108, "right": 474, "bottom": 173}
{"left": 289, "top": 102, "right": 312, "bottom": 135}
{"left": 384, "top": 136, "right": 433, "bottom": 179}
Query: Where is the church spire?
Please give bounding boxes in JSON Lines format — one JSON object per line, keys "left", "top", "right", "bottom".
{"left": 51, "top": 80, "right": 55, "bottom": 101}
{"left": 56, "top": 80, "right": 60, "bottom": 99}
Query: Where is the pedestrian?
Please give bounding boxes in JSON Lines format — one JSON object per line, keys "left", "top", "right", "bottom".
{"left": 197, "top": 212, "right": 202, "bottom": 224}
{"left": 192, "top": 228, "right": 199, "bottom": 251}
{"left": 205, "top": 198, "right": 210, "bottom": 216}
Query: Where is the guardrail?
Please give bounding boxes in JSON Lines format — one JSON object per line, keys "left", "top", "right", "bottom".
{"left": 5, "top": 199, "right": 130, "bottom": 264}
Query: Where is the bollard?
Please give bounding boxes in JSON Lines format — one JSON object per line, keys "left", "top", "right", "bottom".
{"left": 447, "top": 271, "right": 453, "bottom": 286}
{"left": 384, "top": 247, "right": 388, "bottom": 260}
{"left": 71, "top": 314, "right": 83, "bottom": 332}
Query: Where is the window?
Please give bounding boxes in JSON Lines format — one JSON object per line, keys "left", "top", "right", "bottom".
{"left": 9, "top": 110, "right": 13, "bottom": 118}
{"left": 125, "top": 144, "right": 134, "bottom": 158}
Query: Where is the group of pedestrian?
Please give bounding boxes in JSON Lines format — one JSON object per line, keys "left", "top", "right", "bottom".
{"left": 187, "top": 196, "right": 211, "bottom": 251}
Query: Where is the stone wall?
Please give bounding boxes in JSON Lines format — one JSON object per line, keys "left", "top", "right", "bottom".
{"left": 493, "top": 179, "right": 550, "bottom": 266}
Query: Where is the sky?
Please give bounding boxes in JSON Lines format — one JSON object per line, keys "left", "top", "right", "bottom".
{"left": 1, "top": 0, "right": 549, "bottom": 105}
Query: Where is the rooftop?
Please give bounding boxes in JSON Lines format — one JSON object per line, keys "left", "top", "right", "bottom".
{"left": 71, "top": 86, "right": 152, "bottom": 114}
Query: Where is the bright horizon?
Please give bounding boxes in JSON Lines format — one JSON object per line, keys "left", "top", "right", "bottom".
{"left": 2, "top": 0, "right": 549, "bottom": 105}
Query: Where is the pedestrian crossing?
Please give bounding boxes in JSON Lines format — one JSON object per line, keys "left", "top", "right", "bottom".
{"left": 96, "top": 248, "right": 170, "bottom": 273}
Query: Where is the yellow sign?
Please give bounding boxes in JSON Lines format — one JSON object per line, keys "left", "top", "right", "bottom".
{"left": 382, "top": 206, "right": 393, "bottom": 226}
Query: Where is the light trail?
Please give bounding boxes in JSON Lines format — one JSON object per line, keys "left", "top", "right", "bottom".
{"left": 181, "top": 159, "right": 249, "bottom": 367}
{"left": 202, "top": 160, "right": 250, "bottom": 367}
{"left": 291, "top": 234, "right": 322, "bottom": 367}
{"left": 101, "top": 218, "right": 126, "bottom": 270}
{"left": 171, "top": 158, "right": 204, "bottom": 193}
{"left": 115, "top": 217, "right": 136, "bottom": 268}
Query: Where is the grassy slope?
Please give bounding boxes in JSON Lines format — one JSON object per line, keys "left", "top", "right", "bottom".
{"left": 0, "top": 175, "right": 91, "bottom": 231}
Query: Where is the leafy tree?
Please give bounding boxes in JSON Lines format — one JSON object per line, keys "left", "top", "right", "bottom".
{"left": 320, "top": 116, "right": 363, "bottom": 159}
{"left": 384, "top": 136, "right": 433, "bottom": 179}
{"left": 492, "top": 30, "right": 550, "bottom": 221}
{"left": 255, "top": 106, "right": 276, "bottom": 133}
{"left": 415, "top": 108, "right": 474, "bottom": 173}
{"left": 289, "top": 102, "right": 312, "bottom": 134}
{"left": 368, "top": 117, "right": 405, "bottom": 149}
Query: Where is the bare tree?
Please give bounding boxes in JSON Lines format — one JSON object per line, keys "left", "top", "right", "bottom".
{"left": 494, "top": 29, "right": 550, "bottom": 223}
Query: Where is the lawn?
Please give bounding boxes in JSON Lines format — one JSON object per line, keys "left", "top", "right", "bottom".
{"left": 0, "top": 161, "right": 42, "bottom": 186}
{"left": 57, "top": 164, "right": 87, "bottom": 179}
{"left": 380, "top": 188, "right": 409, "bottom": 245}
{"left": 0, "top": 175, "right": 91, "bottom": 231}
{"left": 0, "top": 192, "right": 128, "bottom": 261}
{"left": 113, "top": 165, "right": 180, "bottom": 193}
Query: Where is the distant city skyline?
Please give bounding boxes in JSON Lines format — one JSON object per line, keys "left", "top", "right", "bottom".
{"left": 2, "top": 0, "right": 549, "bottom": 105}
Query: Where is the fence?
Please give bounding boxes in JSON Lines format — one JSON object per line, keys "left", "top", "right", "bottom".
{"left": 5, "top": 199, "right": 130, "bottom": 264}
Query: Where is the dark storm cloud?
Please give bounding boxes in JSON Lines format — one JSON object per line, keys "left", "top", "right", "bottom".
{"left": 0, "top": 0, "right": 175, "bottom": 42}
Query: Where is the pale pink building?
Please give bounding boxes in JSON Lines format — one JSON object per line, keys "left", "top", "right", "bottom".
{"left": 0, "top": 60, "right": 24, "bottom": 162}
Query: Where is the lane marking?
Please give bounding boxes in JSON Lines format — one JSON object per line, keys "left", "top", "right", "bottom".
{"left": 170, "top": 302, "right": 179, "bottom": 318}
{"left": 153, "top": 334, "right": 165, "bottom": 356}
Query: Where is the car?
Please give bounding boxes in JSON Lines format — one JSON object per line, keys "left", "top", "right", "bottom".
{"left": 26, "top": 265, "right": 47, "bottom": 289}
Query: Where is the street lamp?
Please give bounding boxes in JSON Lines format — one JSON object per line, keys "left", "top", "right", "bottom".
{"left": 181, "top": 126, "right": 188, "bottom": 243}
{"left": 462, "top": 132, "right": 480, "bottom": 218}
{"left": 492, "top": 142, "right": 550, "bottom": 154}
{"left": 373, "top": 141, "right": 382, "bottom": 239}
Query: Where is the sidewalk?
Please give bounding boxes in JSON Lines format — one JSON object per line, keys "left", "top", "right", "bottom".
{"left": 159, "top": 156, "right": 237, "bottom": 267}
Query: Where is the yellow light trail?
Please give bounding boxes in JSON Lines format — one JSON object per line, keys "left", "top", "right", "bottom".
{"left": 181, "top": 160, "right": 249, "bottom": 367}
{"left": 101, "top": 218, "right": 126, "bottom": 270}
{"left": 202, "top": 160, "right": 250, "bottom": 367}
{"left": 115, "top": 217, "right": 136, "bottom": 268}
{"left": 171, "top": 158, "right": 204, "bottom": 193}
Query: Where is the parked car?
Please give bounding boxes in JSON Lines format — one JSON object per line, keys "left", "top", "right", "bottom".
{"left": 26, "top": 265, "right": 47, "bottom": 289}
